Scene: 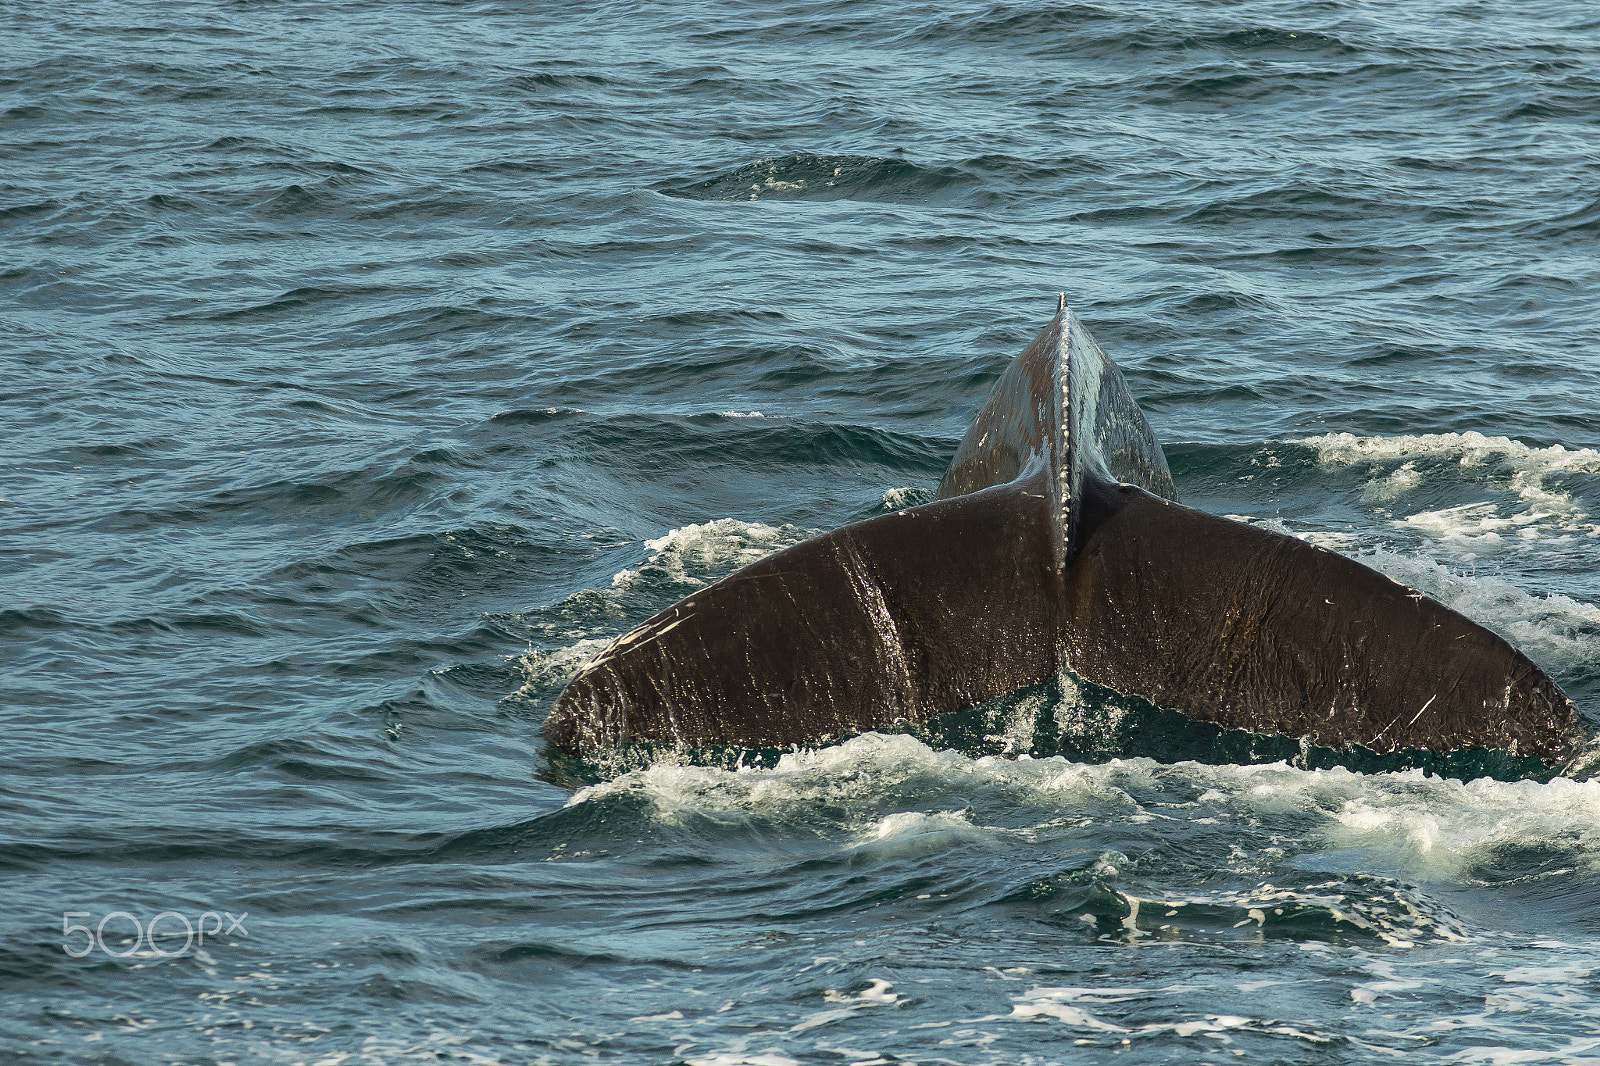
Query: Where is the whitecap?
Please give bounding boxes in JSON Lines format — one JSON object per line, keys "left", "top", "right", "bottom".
{"left": 1296, "top": 431, "right": 1600, "bottom": 558}
{"left": 569, "top": 735, "right": 1600, "bottom": 883}
{"left": 1296, "top": 431, "right": 1600, "bottom": 476}
{"left": 880, "top": 486, "right": 921, "bottom": 510}
{"left": 609, "top": 518, "right": 799, "bottom": 590}
{"left": 514, "top": 637, "right": 613, "bottom": 690}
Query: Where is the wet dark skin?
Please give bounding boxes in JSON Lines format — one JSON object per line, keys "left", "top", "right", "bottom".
{"left": 547, "top": 302, "right": 1584, "bottom": 768}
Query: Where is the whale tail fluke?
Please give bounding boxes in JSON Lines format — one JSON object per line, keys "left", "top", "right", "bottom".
{"left": 545, "top": 303, "right": 1585, "bottom": 771}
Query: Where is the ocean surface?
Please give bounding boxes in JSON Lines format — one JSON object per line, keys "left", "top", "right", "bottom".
{"left": 5, "top": 0, "right": 1600, "bottom": 1062}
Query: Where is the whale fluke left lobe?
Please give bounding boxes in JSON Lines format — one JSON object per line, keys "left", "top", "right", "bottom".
{"left": 545, "top": 476, "right": 1064, "bottom": 753}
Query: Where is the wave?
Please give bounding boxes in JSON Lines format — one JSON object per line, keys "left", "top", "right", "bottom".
{"left": 556, "top": 732, "right": 1600, "bottom": 922}
{"left": 1531, "top": 192, "right": 1600, "bottom": 240}
{"left": 1299, "top": 431, "right": 1600, "bottom": 474}
{"left": 491, "top": 410, "right": 951, "bottom": 477}
{"left": 662, "top": 153, "right": 981, "bottom": 206}
{"left": 607, "top": 518, "right": 799, "bottom": 591}
{"left": 1297, "top": 431, "right": 1600, "bottom": 559}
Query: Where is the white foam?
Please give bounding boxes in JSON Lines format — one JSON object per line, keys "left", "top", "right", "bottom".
{"left": 852, "top": 810, "right": 994, "bottom": 857}
{"left": 685, "top": 1051, "right": 801, "bottom": 1066}
{"left": 751, "top": 177, "right": 805, "bottom": 195}
{"left": 565, "top": 731, "right": 1148, "bottom": 823}
{"left": 1322, "top": 772, "right": 1600, "bottom": 885}
{"left": 789, "top": 980, "right": 900, "bottom": 1034}
{"left": 880, "top": 487, "right": 920, "bottom": 511}
{"left": 1008, "top": 988, "right": 1134, "bottom": 1031}
{"left": 745, "top": 164, "right": 809, "bottom": 200}
{"left": 1397, "top": 494, "right": 1596, "bottom": 558}
{"left": 1190, "top": 760, "right": 1600, "bottom": 883}
{"left": 569, "top": 734, "right": 1600, "bottom": 885}
{"left": 824, "top": 979, "right": 899, "bottom": 1006}
{"left": 1362, "top": 461, "right": 1423, "bottom": 503}
{"left": 630, "top": 1010, "right": 685, "bottom": 1022}
{"left": 1501, "top": 963, "right": 1592, "bottom": 984}
{"left": 1006, "top": 987, "right": 1330, "bottom": 1043}
{"left": 514, "top": 637, "right": 612, "bottom": 690}
{"left": 1166, "top": 877, "right": 1467, "bottom": 948}
{"left": 1223, "top": 514, "right": 1362, "bottom": 554}
{"left": 610, "top": 519, "right": 800, "bottom": 590}
{"left": 1298, "top": 431, "right": 1600, "bottom": 476}
{"left": 1297, "top": 431, "right": 1600, "bottom": 558}
{"left": 1401, "top": 501, "right": 1545, "bottom": 550}
{"left": 1440, "top": 1035, "right": 1600, "bottom": 1064}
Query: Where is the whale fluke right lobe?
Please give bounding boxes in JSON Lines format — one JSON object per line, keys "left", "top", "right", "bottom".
{"left": 1063, "top": 473, "right": 1581, "bottom": 763}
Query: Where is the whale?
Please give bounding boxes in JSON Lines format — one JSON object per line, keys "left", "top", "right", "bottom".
{"left": 545, "top": 297, "right": 1585, "bottom": 771}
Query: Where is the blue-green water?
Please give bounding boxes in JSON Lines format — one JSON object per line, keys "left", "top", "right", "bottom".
{"left": 5, "top": 1, "right": 1600, "bottom": 1062}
